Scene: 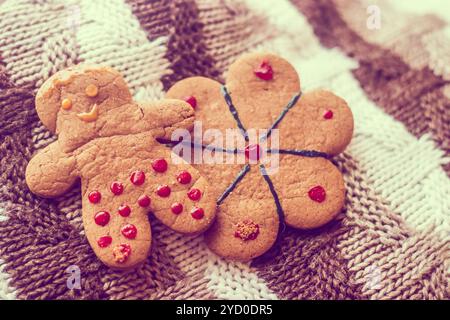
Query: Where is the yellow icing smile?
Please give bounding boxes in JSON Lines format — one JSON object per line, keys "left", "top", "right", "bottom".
{"left": 77, "top": 104, "right": 99, "bottom": 122}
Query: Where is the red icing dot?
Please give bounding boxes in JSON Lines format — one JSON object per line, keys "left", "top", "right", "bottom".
{"left": 88, "top": 190, "right": 101, "bottom": 204}
{"left": 113, "top": 243, "right": 131, "bottom": 264}
{"left": 323, "top": 110, "right": 334, "bottom": 119}
{"left": 156, "top": 185, "right": 171, "bottom": 197}
{"left": 118, "top": 204, "right": 131, "bottom": 217}
{"left": 245, "top": 144, "right": 261, "bottom": 161}
{"left": 191, "top": 207, "right": 204, "bottom": 219}
{"left": 152, "top": 158, "right": 168, "bottom": 173}
{"left": 97, "top": 235, "right": 112, "bottom": 248}
{"left": 187, "top": 188, "right": 202, "bottom": 201}
{"left": 171, "top": 202, "right": 183, "bottom": 215}
{"left": 185, "top": 96, "right": 197, "bottom": 109}
{"left": 234, "top": 220, "right": 259, "bottom": 241}
{"left": 130, "top": 170, "right": 145, "bottom": 185}
{"left": 137, "top": 195, "right": 151, "bottom": 207}
{"left": 121, "top": 224, "right": 137, "bottom": 239}
{"left": 254, "top": 60, "right": 274, "bottom": 80}
{"left": 177, "top": 171, "right": 192, "bottom": 184}
{"left": 308, "top": 185, "right": 326, "bottom": 203}
{"left": 110, "top": 181, "right": 124, "bottom": 195}
{"left": 94, "top": 211, "right": 110, "bottom": 226}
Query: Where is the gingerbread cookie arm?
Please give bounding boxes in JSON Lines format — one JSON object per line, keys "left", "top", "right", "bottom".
{"left": 138, "top": 99, "right": 195, "bottom": 141}
{"left": 26, "top": 141, "right": 78, "bottom": 198}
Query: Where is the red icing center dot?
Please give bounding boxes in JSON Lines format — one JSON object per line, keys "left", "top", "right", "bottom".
{"left": 130, "top": 170, "right": 145, "bottom": 185}
{"left": 121, "top": 224, "right": 137, "bottom": 239}
{"left": 254, "top": 60, "right": 274, "bottom": 80}
{"left": 94, "top": 211, "right": 110, "bottom": 226}
{"left": 185, "top": 96, "right": 197, "bottom": 109}
{"left": 245, "top": 144, "right": 261, "bottom": 161}
{"left": 88, "top": 190, "right": 101, "bottom": 204}
{"left": 177, "top": 171, "right": 192, "bottom": 184}
{"left": 156, "top": 185, "right": 171, "bottom": 197}
{"left": 308, "top": 185, "right": 326, "bottom": 203}
{"left": 137, "top": 195, "right": 151, "bottom": 207}
{"left": 187, "top": 188, "right": 202, "bottom": 201}
{"left": 152, "top": 158, "right": 168, "bottom": 173}
{"left": 323, "top": 110, "right": 334, "bottom": 119}
{"left": 110, "top": 181, "right": 124, "bottom": 195}
{"left": 191, "top": 207, "right": 204, "bottom": 219}
{"left": 171, "top": 202, "right": 183, "bottom": 215}
{"left": 113, "top": 244, "right": 131, "bottom": 264}
{"left": 97, "top": 235, "right": 112, "bottom": 248}
{"left": 234, "top": 220, "right": 259, "bottom": 241}
{"left": 118, "top": 204, "right": 131, "bottom": 217}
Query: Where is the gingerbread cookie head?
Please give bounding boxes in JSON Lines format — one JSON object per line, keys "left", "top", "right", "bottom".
{"left": 35, "top": 65, "right": 195, "bottom": 153}
{"left": 166, "top": 52, "right": 353, "bottom": 260}
{"left": 27, "top": 65, "right": 216, "bottom": 269}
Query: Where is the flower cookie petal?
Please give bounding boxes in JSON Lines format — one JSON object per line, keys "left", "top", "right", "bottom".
{"left": 224, "top": 52, "right": 301, "bottom": 130}
{"left": 269, "top": 155, "right": 345, "bottom": 229}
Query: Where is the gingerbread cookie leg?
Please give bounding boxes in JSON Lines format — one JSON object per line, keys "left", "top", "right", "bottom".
{"left": 81, "top": 177, "right": 152, "bottom": 270}
{"left": 138, "top": 145, "right": 216, "bottom": 235}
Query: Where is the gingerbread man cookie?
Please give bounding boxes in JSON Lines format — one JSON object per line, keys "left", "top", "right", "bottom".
{"left": 26, "top": 65, "right": 216, "bottom": 269}
{"left": 166, "top": 53, "right": 353, "bottom": 260}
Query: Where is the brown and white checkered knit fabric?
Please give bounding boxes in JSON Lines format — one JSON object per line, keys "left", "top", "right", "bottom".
{"left": 0, "top": 0, "right": 448, "bottom": 300}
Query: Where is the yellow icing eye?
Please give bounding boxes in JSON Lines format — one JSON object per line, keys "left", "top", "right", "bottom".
{"left": 61, "top": 98, "right": 72, "bottom": 110}
{"left": 85, "top": 84, "right": 98, "bottom": 97}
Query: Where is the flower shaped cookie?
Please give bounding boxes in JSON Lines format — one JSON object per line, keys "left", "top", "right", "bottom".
{"left": 25, "top": 65, "right": 216, "bottom": 269}
{"left": 166, "top": 53, "right": 353, "bottom": 260}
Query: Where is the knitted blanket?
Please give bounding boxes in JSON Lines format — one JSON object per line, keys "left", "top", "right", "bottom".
{"left": 0, "top": 0, "right": 448, "bottom": 300}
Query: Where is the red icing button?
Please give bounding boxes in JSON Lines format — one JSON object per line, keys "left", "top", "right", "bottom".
{"left": 118, "top": 204, "right": 131, "bottom": 217}
{"left": 234, "top": 220, "right": 259, "bottom": 241}
{"left": 88, "top": 190, "right": 101, "bottom": 204}
{"left": 110, "top": 181, "right": 124, "bottom": 195}
{"left": 121, "top": 224, "right": 137, "bottom": 239}
{"left": 187, "top": 188, "right": 202, "bottom": 201}
{"left": 113, "top": 243, "right": 131, "bottom": 264}
{"left": 245, "top": 144, "right": 261, "bottom": 161}
{"left": 171, "top": 202, "right": 183, "bottom": 215}
{"left": 94, "top": 211, "right": 110, "bottom": 226}
{"left": 97, "top": 235, "right": 112, "bottom": 248}
{"left": 308, "top": 185, "right": 326, "bottom": 203}
{"left": 152, "top": 158, "right": 168, "bottom": 173}
{"left": 137, "top": 195, "right": 151, "bottom": 207}
{"left": 130, "top": 170, "right": 145, "bottom": 185}
{"left": 254, "top": 60, "right": 273, "bottom": 80}
{"left": 156, "top": 185, "right": 171, "bottom": 197}
{"left": 191, "top": 207, "right": 204, "bottom": 219}
{"left": 185, "top": 96, "right": 197, "bottom": 109}
{"left": 323, "top": 110, "right": 334, "bottom": 119}
{"left": 177, "top": 171, "right": 192, "bottom": 184}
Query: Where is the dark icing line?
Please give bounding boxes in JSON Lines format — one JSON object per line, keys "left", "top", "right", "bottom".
{"left": 268, "top": 148, "right": 330, "bottom": 159}
{"left": 259, "top": 164, "right": 286, "bottom": 235}
{"left": 259, "top": 91, "right": 302, "bottom": 142}
{"left": 157, "top": 138, "right": 240, "bottom": 154}
{"left": 217, "top": 164, "right": 251, "bottom": 205}
{"left": 221, "top": 85, "right": 249, "bottom": 141}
